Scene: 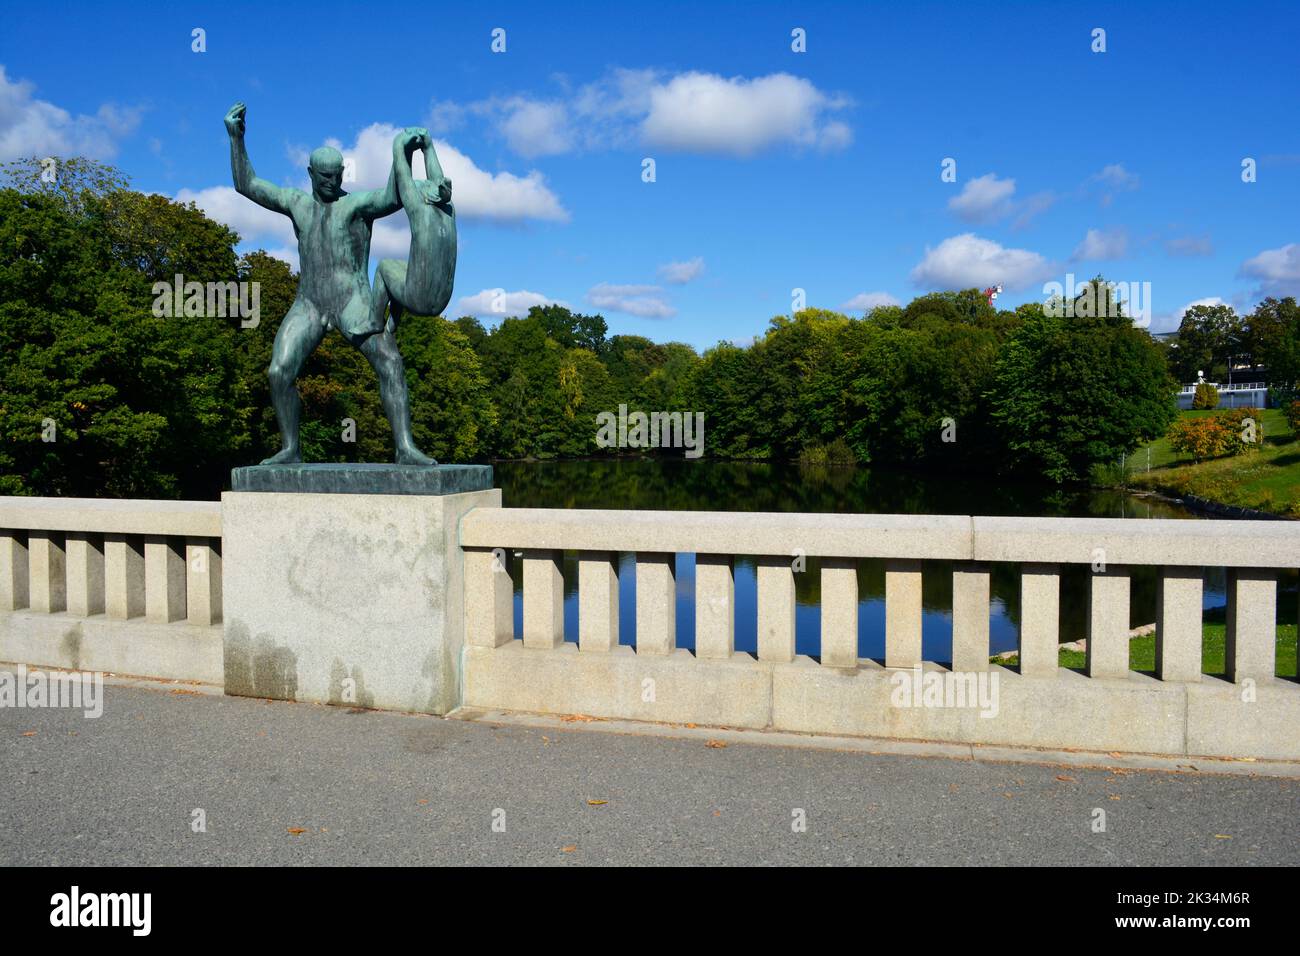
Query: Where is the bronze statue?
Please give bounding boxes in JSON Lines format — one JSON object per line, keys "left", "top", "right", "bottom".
{"left": 224, "top": 103, "right": 456, "bottom": 466}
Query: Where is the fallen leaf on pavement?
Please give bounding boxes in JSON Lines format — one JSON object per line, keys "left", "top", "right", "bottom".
{"left": 287, "top": 827, "right": 307, "bottom": 835}
{"left": 20, "top": 731, "right": 36, "bottom": 737}
{"left": 561, "top": 845, "right": 577, "bottom": 853}
{"left": 1055, "top": 775, "right": 1076, "bottom": 782}
{"left": 705, "top": 740, "right": 727, "bottom": 749}
{"left": 586, "top": 799, "right": 608, "bottom": 806}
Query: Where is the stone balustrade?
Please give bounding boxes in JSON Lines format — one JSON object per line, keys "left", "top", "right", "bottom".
{"left": 2, "top": 493, "right": 1296, "bottom": 760}
{"left": 0, "top": 497, "right": 224, "bottom": 682}
{"left": 460, "top": 509, "right": 1300, "bottom": 760}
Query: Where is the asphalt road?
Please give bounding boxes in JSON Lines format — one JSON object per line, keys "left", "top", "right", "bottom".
{"left": 2, "top": 682, "right": 1296, "bottom": 866}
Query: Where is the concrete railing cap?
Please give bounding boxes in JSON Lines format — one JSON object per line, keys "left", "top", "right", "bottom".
{"left": 462, "top": 508, "right": 974, "bottom": 559}
{"left": 463, "top": 508, "right": 1300, "bottom": 569}
{"left": 0, "top": 496, "right": 221, "bottom": 538}
{"left": 971, "top": 515, "right": 1299, "bottom": 568}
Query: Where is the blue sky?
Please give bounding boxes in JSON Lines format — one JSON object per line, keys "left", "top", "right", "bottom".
{"left": 3, "top": 0, "right": 1299, "bottom": 346}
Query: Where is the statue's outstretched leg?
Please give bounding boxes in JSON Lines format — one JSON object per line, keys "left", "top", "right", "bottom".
{"left": 262, "top": 299, "right": 326, "bottom": 465}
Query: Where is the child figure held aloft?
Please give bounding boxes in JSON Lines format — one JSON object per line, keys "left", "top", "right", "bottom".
{"left": 370, "top": 127, "right": 458, "bottom": 335}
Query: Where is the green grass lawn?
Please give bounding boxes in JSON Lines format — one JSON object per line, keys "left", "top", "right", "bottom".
{"left": 1130, "top": 408, "right": 1300, "bottom": 516}
{"left": 992, "top": 623, "right": 1298, "bottom": 677}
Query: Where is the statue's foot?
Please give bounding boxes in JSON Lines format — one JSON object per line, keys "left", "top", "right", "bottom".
{"left": 260, "top": 448, "right": 302, "bottom": 465}
{"left": 395, "top": 446, "right": 438, "bottom": 467}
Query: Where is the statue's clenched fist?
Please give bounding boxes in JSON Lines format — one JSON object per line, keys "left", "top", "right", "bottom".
{"left": 225, "top": 102, "right": 247, "bottom": 137}
{"left": 399, "top": 126, "right": 430, "bottom": 151}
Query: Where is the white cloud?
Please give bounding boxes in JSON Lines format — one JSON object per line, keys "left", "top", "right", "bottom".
{"left": 0, "top": 65, "right": 141, "bottom": 160}
{"left": 840, "top": 291, "right": 900, "bottom": 311}
{"left": 587, "top": 282, "right": 676, "bottom": 318}
{"left": 910, "top": 234, "right": 1053, "bottom": 291}
{"left": 1091, "top": 164, "right": 1140, "bottom": 190}
{"left": 1088, "top": 163, "right": 1140, "bottom": 207}
{"left": 1239, "top": 242, "right": 1300, "bottom": 297}
{"left": 1071, "top": 227, "right": 1129, "bottom": 262}
{"left": 294, "top": 122, "right": 568, "bottom": 223}
{"left": 1166, "top": 233, "right": 1213, "bottom": 257}
{"left": 495, "top": 98, "right": 572, "bottom": 158}
{"left": 444, "top": 69, "right": 851, "bottom": 158}
{"left": 454, "top": 288, "right": 568, "bottom": 318}
{"left": 1010, "top": 190, "right": 1057, "bottom": 229}
{"left": 657, "top": 257, "right": 705, "bottom": 284}
{"left": 947, "top": 173, "right": 1055, "bottom": 229}
{"left": 642, "top": 72, "right": 851, "bottom": 156}
{"left": 948, "top": 174, "right": 1016, "bottom": 224}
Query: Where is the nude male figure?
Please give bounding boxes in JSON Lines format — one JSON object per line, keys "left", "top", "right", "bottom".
{"left": 224, "top": 102, "right": 436, "bottom": 465}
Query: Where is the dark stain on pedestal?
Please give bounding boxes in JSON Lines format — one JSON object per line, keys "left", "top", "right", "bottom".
{"left": 225, "top": 621, "right": 299, "bottom": 701}
{"left": 61, "top": 623, "right": 83, "bottom": 671}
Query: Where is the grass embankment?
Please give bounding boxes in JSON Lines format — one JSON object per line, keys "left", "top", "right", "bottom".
{"left": 1129, "top": 408, "right": 1299, "bottom": 516}
{"left": 993, "top": 623, "right": 1298, "bottom": 677}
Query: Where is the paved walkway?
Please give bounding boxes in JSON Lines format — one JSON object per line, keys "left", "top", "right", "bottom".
{"left": 2, "top": 681, "right": 1296, "bottom": 866}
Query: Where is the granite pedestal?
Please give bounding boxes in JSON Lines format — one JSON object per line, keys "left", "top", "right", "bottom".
{"left": 221, "top": 464, "right": 499, "bottom": 714}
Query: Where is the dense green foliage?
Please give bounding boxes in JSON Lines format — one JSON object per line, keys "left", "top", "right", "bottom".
{"left": 989, "top": 285, "right": 1177, "bottom": 482}
{"left": 0, "top": 164, "right": 1180, "bottom": 497}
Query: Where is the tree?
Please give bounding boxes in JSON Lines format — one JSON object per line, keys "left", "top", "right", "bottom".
{"left": 1246, "top": 297, "right": 1300, "bottom": 398}
{"left": 528, "top": 304, "right": 609, "bottom": 355}
{"left": 396, "top": 315, "right": 496, "bottom": 460}
{"left": 989, "top": 285, "right": 1177, "bottom": 483}
{"left": 0, "top": 155, "right": 130, "bottom": 217}
{"left": 0, "top": 188, "right": 247, "bottom": 497}
{"left": 1172, "top": 303, "right": 1243, "bottom": 382}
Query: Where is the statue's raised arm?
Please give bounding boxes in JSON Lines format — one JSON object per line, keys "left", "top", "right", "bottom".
{"left": 349, "top": 142, "right": 402, "bottom": 221}
{"left": 225, "top": 102, "right": 297, "bottom": 215}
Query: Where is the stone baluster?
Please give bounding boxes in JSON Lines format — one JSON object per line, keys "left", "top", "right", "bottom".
{"left": 635, "top": 553, "right": 676, "bottom": 656}
{"left": 522, "top": 549, "right": 564, "bottom": 649}
{"left": 578, "top": 552, "right": 619, "bottom": 652}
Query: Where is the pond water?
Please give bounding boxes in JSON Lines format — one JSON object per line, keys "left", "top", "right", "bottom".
{"left": 494, "top": 459, "right": 1297, "bottom": 661}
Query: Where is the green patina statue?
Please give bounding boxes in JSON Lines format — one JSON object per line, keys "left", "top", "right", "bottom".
{"left": 224, "top": 102, "right": 457, "bottom": 466}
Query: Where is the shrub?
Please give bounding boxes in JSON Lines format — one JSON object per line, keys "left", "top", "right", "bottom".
{"left": 1284, "top": 400, "right": 1300, "bottom": 433}
{"left": 1191, "top": 382, "right": 1220, "bottom": 409}
{"left": 799, "top": 437, "right": 858, "bottom": 466}
{"left": 1090, "top": 457, "right": 1133, "bottom": 489}
{"left": 1167, "top": 409, "right": 1260, "bottom": 460}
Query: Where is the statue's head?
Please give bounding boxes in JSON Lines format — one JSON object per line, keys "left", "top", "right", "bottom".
{"left": 308, "top": 146, "right": 345, "bottom": 202}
